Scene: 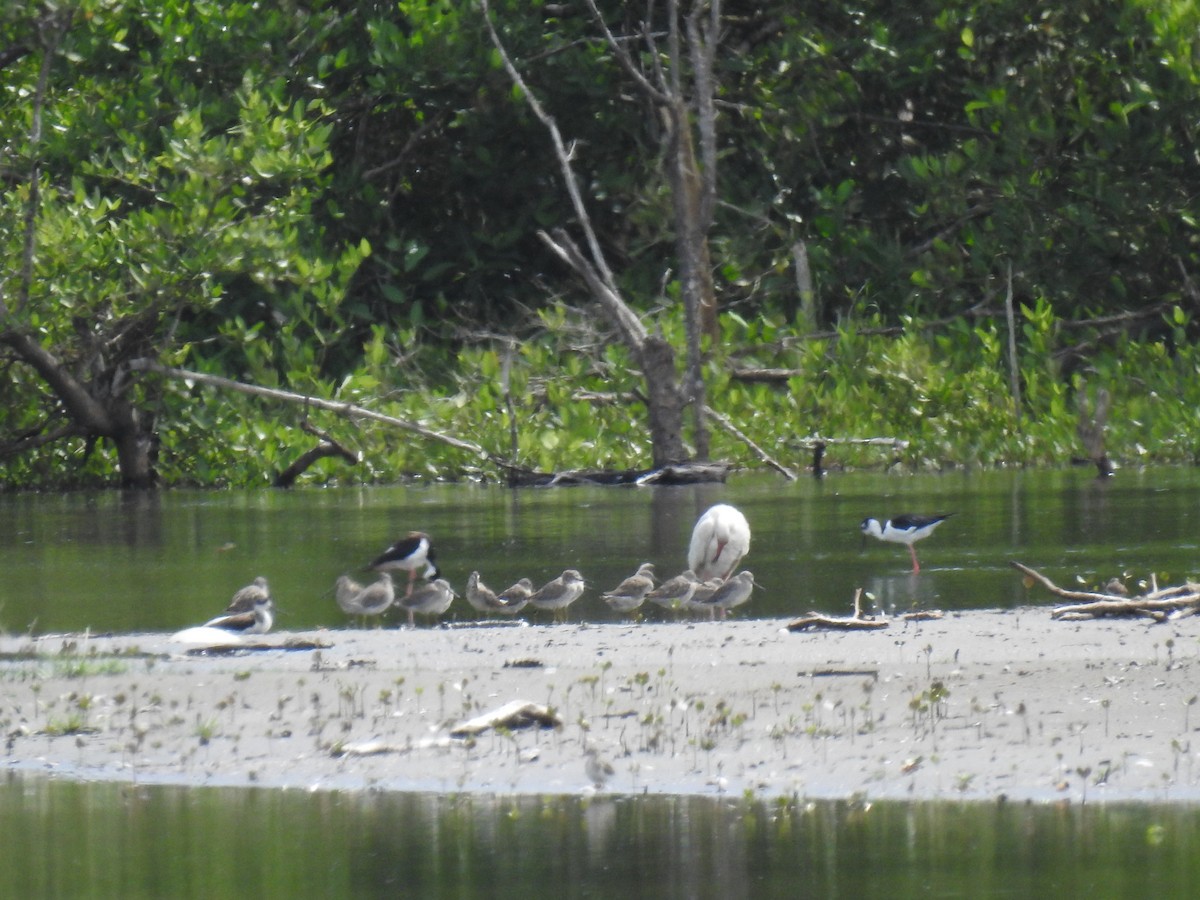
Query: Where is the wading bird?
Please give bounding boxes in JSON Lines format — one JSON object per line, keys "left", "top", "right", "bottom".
{"left": 601, "top": 562, "right": 656, "bottom": 613}
{"left": 370, "top": 532, "right": 439, "bottom": 596}
{"left": 860, "top": 514, "right": 953, "bottom": 573}
{"left": 335, "top": 573, "right": 395, "bottom": 626}
{"left": 204, "top": 595, "right": 275, "bottom": 635}
{"left": 398, "top": 578, "right": 455, "bottom": 627}
{"left": 530, "top": 570, "right": 586, "bottom": 620}
{"left": 222, "top": 576, "right": 271, "bottom": 615}
{"left": 688, "top": 504, "right": 751, "bottom": 582}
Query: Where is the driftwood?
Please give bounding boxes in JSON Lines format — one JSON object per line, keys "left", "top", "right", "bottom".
{"left": 1011, "top": 561, "right": 1200, "bottom": 622}
{"left": 788, "top": 589, "right": 944, "bottom": 632}
{"left": 449, "top": 700, "right": 562, "bottom": 738}
{"left": 705, "top": 406, "right": 796, "bottom": 480}
{"left": 787, "top": 588, "right": 889, "bottom": 632}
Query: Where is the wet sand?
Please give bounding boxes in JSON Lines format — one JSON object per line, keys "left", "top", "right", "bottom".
{"left": 3, "top": 608, "right": 1199, "bottom": 804}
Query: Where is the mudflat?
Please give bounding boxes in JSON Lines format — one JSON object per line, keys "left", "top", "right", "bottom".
{"left": 3, "top": 608, "right": 1198, "bottom": 803}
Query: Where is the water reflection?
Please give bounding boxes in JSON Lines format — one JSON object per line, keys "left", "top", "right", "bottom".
{"left": 3, "top": 468, "right": 1200, "bottom": 634}
{"left": 2, "top": 775, "right": 1199, "bottom": 898}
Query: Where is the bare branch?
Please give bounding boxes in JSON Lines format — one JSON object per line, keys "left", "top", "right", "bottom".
{"left": 128, "top": 358, "right": 519, "bottom": 471}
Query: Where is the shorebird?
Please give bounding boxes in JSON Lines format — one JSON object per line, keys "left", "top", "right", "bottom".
{"left": 685, "top": 577, "right": 724, "bottom": 609}
{"left": 860, "top": 514, "right": 953, "bottom": 573}
{"left": 370, "top": 532, "right": 439, "bottom": 596}
{"left": 222, "top": 576, "right": 271, "bottom": 615}
{"left": 397, "top": 578, "right": 455, "bottom": 627}
{"left": 690, "top": 570, "right": 757, "bottom": 620}
{"left": 645, "top": 570, "right": 698, "bottom": 613}
{"left": 688, "top": 504, "right": 751, "bottom": 582}
{"left": 335, "top": 573, "right": 395, "bottom": 625}
{"left": 494, "top": 578, "right": 534, "bottom": 615}
{"left": 529, "top": 570, "right": 586, "bottom": 620}
{"left": 602, "top": 562, "right": 656, "bottom": 613}
{"left": 584, "top": 745, "right": 616, "bottom": 791}
{"left": 204, "top": 595, "right": 274, "bottom": 635}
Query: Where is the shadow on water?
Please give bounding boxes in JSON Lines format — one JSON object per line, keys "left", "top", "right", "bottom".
{"left": 3, "top": 467, "right": 1200, "bottom": 633}
{"left": 2, "top": 775, "right": 1198, "bottom": 898}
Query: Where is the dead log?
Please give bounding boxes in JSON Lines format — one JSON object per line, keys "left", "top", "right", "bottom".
{"left": 1011, "top": 561, "right": 1200, "bottom": 621}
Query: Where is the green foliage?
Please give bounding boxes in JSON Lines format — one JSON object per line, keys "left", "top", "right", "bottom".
{"left": 2, "top": 0, "right": 1200, "bottom": 486}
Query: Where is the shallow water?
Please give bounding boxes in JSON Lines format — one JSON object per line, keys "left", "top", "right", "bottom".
{"left": 2, "top": 467, "right": 1199, "bottom": 633}
{"left": 2, "top": 775, "right": 1198, "bottom": 898}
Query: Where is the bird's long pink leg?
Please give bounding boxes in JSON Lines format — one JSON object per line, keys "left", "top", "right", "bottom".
{"left": 406, "top": 570, "right": 416, "bottom": 597}
{"left": 909, "top": 545, "right": 920, "bottom": 573}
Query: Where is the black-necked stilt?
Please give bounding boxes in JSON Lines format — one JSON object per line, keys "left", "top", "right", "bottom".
{"left": 645, "top": 570, "right": 698, "bottom": 612}
{"left": 370, "top": 532, "right": 438, "bottom": 596}
{"left": 222, "top": 576, "right": 271, "bottom": 614}
{"left": 335, "top": 573, "right": 395, "bottom": 624}
{"left": 397, "top": 578, "right": 455, "bottom": 627}
{"left": 860, "top": 514, "right": 953, "bottom": 573}
{"left": 688, "top": 504, "right": 751, "bottom": 582}
{"left": 602, "top": 562, "right": 656, "bottom": 613}
{"left": 690, "top": 570, "right": 758, "bottom": 619}
{"left": 204, "top": 595, "right": 274, "bottom": 635}
{"left": 530, "top": 569, "right": 586, "bottom": 619}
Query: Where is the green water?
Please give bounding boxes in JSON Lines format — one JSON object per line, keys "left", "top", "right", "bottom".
{"left": 2, "top": 776, "right": 1198, "bottom": 898}
{"left": 2, "top": 468, "right": 1199, "bottom": 633}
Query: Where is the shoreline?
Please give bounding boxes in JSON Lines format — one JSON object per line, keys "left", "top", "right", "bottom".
{"left": 4, "top": 608, "right": 1200, "bottom": 805}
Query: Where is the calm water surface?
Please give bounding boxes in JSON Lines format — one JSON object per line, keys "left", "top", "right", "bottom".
{"left": 2, "top": 775, "right": 1198, "bottom": 898}
{"left": 2, "top": 467, "right": 1199, "bottom": 633}
{"left": 5, "top": 469, "right": 1200, "bottom": 896}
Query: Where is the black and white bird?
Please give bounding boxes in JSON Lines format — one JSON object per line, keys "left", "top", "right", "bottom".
{"left": 688, "top": 504, "right": 751, "bottom": 582}
{"left": 370, "top": 532, "right": 439, "bottom": 596}
{"left": 860, "top": 514, "right": 953, "bottom": 573}
{"left": 204, "top": 595, "right": 275, "bottom": 635}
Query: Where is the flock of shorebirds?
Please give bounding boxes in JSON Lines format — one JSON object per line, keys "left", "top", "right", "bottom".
{"left": 176, "top": 504, "right": 954, "bottom": 640}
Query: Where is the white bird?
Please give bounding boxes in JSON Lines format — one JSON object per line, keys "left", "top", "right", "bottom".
{"left": 688, "top": 504, "right": 751, "bottom": 582}
{"left": 530, "top": 570, "right": 586, "bottom": 619}
{"left": 397, "top": 578, "right": 455, "bottom": 627}
{"left": 860, "top": 514, "right": 953, "bottom": 573}
{"left": 335, "top": 573, "right": 395, "bottom": 624}
{"left": 602, "top": 562, "right": 656, "bottom": 613}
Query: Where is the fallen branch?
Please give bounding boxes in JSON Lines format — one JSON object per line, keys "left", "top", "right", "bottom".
{"left": 129, "top": 359, "right": 522, "bottom": 473}
{"left": 704, "top": 405, "right": 796, "bottom": 480}
{"left": 1011, "top": 561, "right": 1200, "bottom": 621}
{"left": 787, "top": 588, "right": 889, "bottom": 632}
